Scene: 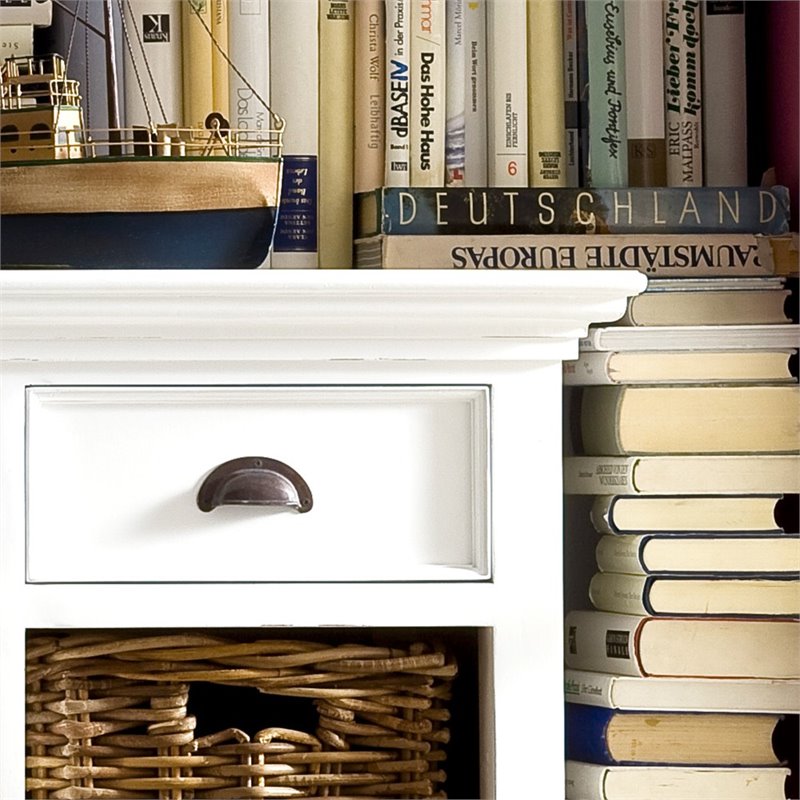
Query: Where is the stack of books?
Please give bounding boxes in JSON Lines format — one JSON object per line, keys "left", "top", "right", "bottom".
{"left": 562, "top": 276, "right": 800, "bottom": 799}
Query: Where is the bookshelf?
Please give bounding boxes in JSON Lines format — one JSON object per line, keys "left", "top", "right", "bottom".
{"left": 1, "top": 1, "right": 798, "bottom": 798}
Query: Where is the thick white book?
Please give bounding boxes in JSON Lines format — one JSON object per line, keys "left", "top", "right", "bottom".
{"left": 624, "top": 0, "right": 666, "bottom": 186}
{"left": 269, "top": 0, "right": 319, "bottom": 268}
{"left": 702, "top": 0, "right": 748, "bottom": 186}
{"left": 462, "top": 0, "right": 487, "bottom": 186}
{"left": 566, "top": 760, "right": 790, "bottom": 800}
{"left": 486, "top": 0, "right": 528, "bottom": 186}
{"left": 579, "top": 323, "right": 800, "bottom": 353}
{"left": 410, "top": 0, "right": 445, "bottom": 186}
{"left": 565, "top": 668, "right": 800, "bottom": 713}
{"left": 384, "top": 0, "right": 410, "bottom": 186}
{"left": 122, "top": 0, "right": 183, "bottom": 128}
{"left": 228, "top": 0, "right": 271, "bottom": 153}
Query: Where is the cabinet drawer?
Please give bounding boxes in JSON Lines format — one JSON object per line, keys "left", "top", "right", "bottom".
{"left": 26, "top": 386, "right": 490, "bottom": 583}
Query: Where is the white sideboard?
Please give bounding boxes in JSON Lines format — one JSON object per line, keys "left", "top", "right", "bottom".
{"left": 0, "top": 270, "right": 645, "bottom": 798}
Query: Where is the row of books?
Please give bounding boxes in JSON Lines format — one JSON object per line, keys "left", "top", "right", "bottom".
{"left": 561, "top": 277, "right": 799, "bottom": 799}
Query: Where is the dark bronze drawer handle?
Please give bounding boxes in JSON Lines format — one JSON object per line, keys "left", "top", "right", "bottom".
{"left": 197, "top": 457, "right": 313, "bottom": 513}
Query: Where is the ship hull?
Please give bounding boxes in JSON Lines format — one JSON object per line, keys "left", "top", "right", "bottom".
{"left": 0, "top": 158, "right": 282, "bottom": 269}
{"left": 0, "top": 208, "right": 278, "bottom": 269}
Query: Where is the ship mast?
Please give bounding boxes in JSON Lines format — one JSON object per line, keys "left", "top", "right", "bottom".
{"left": 102, "top": 0, "right": 120, "bottom": 130}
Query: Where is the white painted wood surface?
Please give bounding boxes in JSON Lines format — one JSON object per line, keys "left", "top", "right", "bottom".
{"left": 0, "top": 270, "right": 645, "bottom": 798}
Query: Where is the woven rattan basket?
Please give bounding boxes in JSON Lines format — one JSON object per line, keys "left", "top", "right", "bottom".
{"left": 26, "top": 632, "right": 458, "bottom": 799}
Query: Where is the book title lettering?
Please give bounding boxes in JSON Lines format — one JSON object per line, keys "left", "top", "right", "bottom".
{"left": 600, "top": 1, "right": 623, "bottom": 160}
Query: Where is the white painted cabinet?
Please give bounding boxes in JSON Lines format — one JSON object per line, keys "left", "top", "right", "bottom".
{"left": 0, "top": 270, "right": 645, "bottom": 798}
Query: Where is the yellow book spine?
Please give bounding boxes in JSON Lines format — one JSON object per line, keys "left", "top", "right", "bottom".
{"left": 527, "top": 0, "right": 566, "bottom": 186}
{"left": 211, "top": 0, "right": 229, "bottom": 117}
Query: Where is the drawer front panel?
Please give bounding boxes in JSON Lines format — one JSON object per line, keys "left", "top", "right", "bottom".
{"left": 26, "top": 386, "right": 490, "bottom": 583}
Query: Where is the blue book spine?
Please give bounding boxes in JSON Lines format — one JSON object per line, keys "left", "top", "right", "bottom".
{"left": 565, "top": 703, "right": 617, "bottom": 764}
{"left": 355, "top": 186, "right": 791, "bottom": 237}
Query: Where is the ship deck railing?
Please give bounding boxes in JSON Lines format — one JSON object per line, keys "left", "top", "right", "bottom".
{"left": 1, "top": 123, "right": 284, "bottom": 161}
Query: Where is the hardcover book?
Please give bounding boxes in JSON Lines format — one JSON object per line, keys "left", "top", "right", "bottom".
{"left": 590, "top": 494, "right": 798, "bottom": 535}
{"left": 594, "top": 533, "right": 800, "bottom": 576}
{"left": 486, "top": 0, "right": 528, "bottom": 186}
{"left": 444, "top": 0, "right": 465, "bottom": 186}
{"left": 269, "top": 0, "right": 318, "bottom": 268}
{"left": 122, "top": 0, "right": 183, "bottom": 129}
{"left": 181, "top": 0, "right": 214, "bottom": 131}
{"left": 664, "top": 0, "right": 703, "bottom": 186}
{"left": 585, "top": 0, "right": 627, "bottom": 187}
{"left": 588, "top": 572, "right": 800, "bottom": 617}
{"left": 462, "top": 0, "right": 487, "bottom": 186}
{"left": 563, "top": 349, "right": 798, "bottom": 386}
{"left": 563, "top": 454, "right": 800, "bottom": 496}
{"left": 624, "top": 0, "right": 665, "bottom": 186}
{"left": 561, "top": 0, "right": 580, "bottom": 187}
{"left": 565, "top": 703, "right": 781, "bottom": 766}
{"left": 566, "top": 760, "right": 790, "bottom": 800}
{"left": 354, "top": 185, "right": 791, "bottom": 237}
{"left": 410, "top": 0, "right": 445, "bottom": 186}
{"left": 527, "top": 0, "right": 566, "bottom": 187}
{"left": 354, "top": 0, "right": 385, "bottom": 193}
{"left": 564, "top": 609, "right": 800, "bottom": 678}
{"left": 565, "top": 668, "right": 800, "bottom": 713}
{"left": 702, "top": 0, "right": 748, "bottom": 186}
{"left": 578, "top": 384, "right": 800, "bottom": 456}
{"left": 578, "top": 323, "right": 800, "bottom": 353}
{"left": 607, "top": 277, "right": 792, "bottom": 327}
{"left": 384, "top": 0, "right": 410, "bottom": 186}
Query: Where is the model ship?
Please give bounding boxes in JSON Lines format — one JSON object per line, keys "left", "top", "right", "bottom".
{"left": 0, "top": 3, "right": 284, "bottom": 269}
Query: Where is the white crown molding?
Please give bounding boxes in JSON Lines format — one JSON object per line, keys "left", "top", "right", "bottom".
{"left": 1, "top": 270, "right": 646, "bottom": 361}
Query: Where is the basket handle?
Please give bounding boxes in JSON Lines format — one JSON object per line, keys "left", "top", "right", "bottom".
{"left": 197, "top": 456, "right": 313, "bottom": 513}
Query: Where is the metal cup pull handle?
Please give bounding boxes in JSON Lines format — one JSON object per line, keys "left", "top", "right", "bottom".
{"left": 197, "top": 457, "right": 313, "bottom": 513}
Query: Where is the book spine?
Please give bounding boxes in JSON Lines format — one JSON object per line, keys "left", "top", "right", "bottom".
{"left": 410, "top": 0, "right": 446, "bottom": 186}
{"left": 353, "top": 185, "right": 791, "bottom": 236}
{"left": 565, "top": 761, "right": 610, "bottom": 800}
{"left": 527, "top": 0, "right": 566, "bottom": 187}
{"left": 702, "top": 0, "right": 747, "bottom": 186}
{"left": 269, "top": 0, "right": 318, "bottom": 268}
{"left": 585, "top": 0, "right": 627, "bottom": 188}
{"left": 122, "top": 0, "right": 183, "bottom": 128}
{"left": 211, "top": 0, "right": 229, "bottom": 115}
{"left": 182, "top": 0, "right": 214, "bottom": 130}
{"left": 565, "top": 610, "right": 646, "bottom": 676}
{"left": 624, "top": 0, "right": 666, "bottom": 186}
{"left": 563, "top": 351, "right": 618, "bottom": 386}
{"left": 354, "top": 0, "right": 386, "bottom": 193}
{"left": 565, "top": 703, "right": 616, "bottom": 765}
{"left": 564, "top": 669, "right": 617, "bottom": 708}
{"left": 589, "top": 572, "right": 650, "bottom": 616}
{"left": 385, "top": 0, "right": 411, "bottom": 186}
{"left": 595, "top": 535, "right": 647, "bottom": 575}
{"left": 563, "top": 456, "right": 649, "bottom": 496}
{"left": 360, "top": 232, "right": 770, "bottom": 277}
{"left": 318, "top": 0, "right": 354, "bottom": 268}
{"left": 462, "top": 0, "right": 487, "bottom": 186}
{"left": 444, "top": 0, "right": 465, "bottom": 186}
{"left": 664, "top": 0, "right": 703, "bottom": 186}
{"left": 574, "top": 0, "right": 590, "bottom": 186}
{"left": 562, "top": 0, "right": 580, "bottom": 187}
{"left": 228, "top": 0, "right": 271, "bottom": 155}
{"left": 486, "top": 0, "right": 528, "bottom": 186}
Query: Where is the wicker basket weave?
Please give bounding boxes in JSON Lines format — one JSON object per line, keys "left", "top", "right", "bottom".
{"left": 26, "top": 632, "right": 457, "bottom": 799}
